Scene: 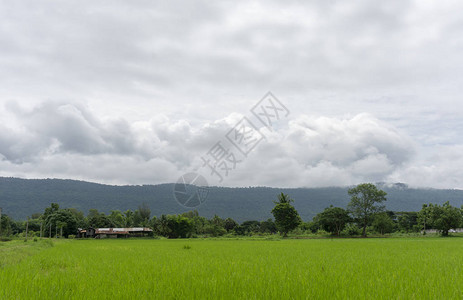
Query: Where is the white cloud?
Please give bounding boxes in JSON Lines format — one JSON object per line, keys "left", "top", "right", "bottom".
{"left": 0, "top": 101, "right": 422, "bottom": 187}
{"left": 388, "top": 145, "right": 463, "bottom": 189}
{"left": 0, "top": 1, "right": 462, "bottom": 188}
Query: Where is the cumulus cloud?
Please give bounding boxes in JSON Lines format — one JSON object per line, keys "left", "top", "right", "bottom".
{"left": 0, "top": 1, "right": 462, "bottom": 188}
{"left": 387, "top": 145, "right": 463, "bottom": 189}
{"left": 0, "top": 101, "right": 419, "bottom": 187}
{"left": 220, "top": 113, "right": 415, "bottom": 187}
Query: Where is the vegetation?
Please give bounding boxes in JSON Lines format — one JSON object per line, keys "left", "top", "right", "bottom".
{"left": 0, "top": 239, "right": 53, "bottom": 268}
{"left": 418, "top": 202, "right": 463, "bottom": 236}
{"left": 2, "top": 238, "right": 463, "bottom": 299}
{"left": 314, "top": 205, "right": 350, "bottom": 235}
{"left": 271, "top": 193, "right": 301, "bottom": 237}
{"left": 1, "top": 183, "right": 462, "bottom": 239}
{"left": 1, "top": 183, "right": 463, "bottom": 299}
{"left": 347, "top": 183, "right": 387, "bottom": 237}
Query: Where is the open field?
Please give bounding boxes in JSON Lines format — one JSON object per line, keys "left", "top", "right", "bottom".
{"left": 1, "top": 237, "right": 463, "bottom": 299}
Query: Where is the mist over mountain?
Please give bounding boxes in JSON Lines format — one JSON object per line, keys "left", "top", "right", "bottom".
{"left": 1, "top": 177, "right": 462, "bottom": 222}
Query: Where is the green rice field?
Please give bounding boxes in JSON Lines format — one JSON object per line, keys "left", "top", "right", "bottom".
{"left": 1, "top": 237, "right": 462, "bottom": 299}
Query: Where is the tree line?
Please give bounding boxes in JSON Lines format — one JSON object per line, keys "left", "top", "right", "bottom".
{"left": 1, "top": 183, "right": 462, "bottom": 239}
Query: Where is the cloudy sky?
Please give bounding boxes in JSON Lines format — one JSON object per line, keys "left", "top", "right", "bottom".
{"left": 1, "top": 0, "right": 462, "bottom": 188}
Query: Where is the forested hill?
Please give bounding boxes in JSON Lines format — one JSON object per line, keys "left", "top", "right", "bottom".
{"left": 1, "top": 177, "right": 463, "bottom": 222}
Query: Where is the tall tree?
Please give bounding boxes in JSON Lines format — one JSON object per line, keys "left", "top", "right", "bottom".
{"left": 417, "top": 204, "right": 433, "bottom": 233}
{"left": 428, "top": 201, "right": 462, "bottom": 236}
{"left": 134, "top": 203, "right": 151, "bottom": 227}
{"left": 86, "top": 209, "right": 112, "bottom": 228}
{"left": 124, "top": 210, "right": 134, "bottom": 227}
{"left": 271, "top": 193, "right": 301, "bottom": 237}
{"left": 347, "top": 183, "right": 387, "bottom": 237}
{"left": 108, "top": 210, "right": 124, "bottom": 227}
{"left": 316, "top": 205, "right": 351, "bottom": 236}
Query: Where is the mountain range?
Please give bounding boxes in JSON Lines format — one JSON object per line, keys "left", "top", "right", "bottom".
{"left": 1, "top": 177, "right": 462, "bottom": 222}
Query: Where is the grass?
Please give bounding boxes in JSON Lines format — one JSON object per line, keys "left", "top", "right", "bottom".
{"left": 1, "top": 237, "right": 463, "bottom": 299}
{"left": 0, "top": 239, "right": 54, "bottom": 268}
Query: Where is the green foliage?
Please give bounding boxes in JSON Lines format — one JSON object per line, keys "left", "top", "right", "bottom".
{"left": 300, "top": 221, "right": 319, "bottom": 233}
{"left": 259, "top": 219, "right": 277, "bottom": 234}
{"left": 421, "top": 202, "right": 463, "bottom": 236}
{"left": 235, "top": 221, "right": 260, "bottom": 235}
{"left": 86, "top": 209, "right": 112, "bottom": 228}
{"left": 372, "top": 213, "right": 395, "bottom": 235}
{"left": 43, "top": 203, "right": 78, "bottom": 237}
{"left": 315, "top": 205, "right": 351, "bottom": 235}
{"left": 396, "top": 212, "right": 418, "bottom": 233}
{"left": 341, "top": 223, "right": 361, "bottom": 236}
{"left": 0, "top": 214, "right": 13, "bottom": 236}
{"left": 347, "top": 183, "right": 387, "bottom": 237}
{"left": 271, "top": 193, "right": 301, "bottom": 237}
{"left": 124, "top": 210, "right": 134, "bottom": 227}
{"left": 417, "top": 204, "right": 433, "bottom": 232}
{"left": 108, "top": 210, "right": 125, "bottom": 227}
{"left": 165, "top": 215, "right": 194, "bottom": 238}
{"left": 224, "top": 218, "right": 238, "bottom": 232}
{"left": 133, "top": 203, "right": 151, "bottom": 227}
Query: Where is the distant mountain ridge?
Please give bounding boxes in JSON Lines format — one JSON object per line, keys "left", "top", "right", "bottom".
{"left": 1, "top": 177, "right": 463, "bottom": 222}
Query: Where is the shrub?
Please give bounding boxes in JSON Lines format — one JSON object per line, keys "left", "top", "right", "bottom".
{"left": 341, "top": 223, "right": 361, "bottom": 236}
{"left": 315, "top": 229, "right": 329, "bottom": 236}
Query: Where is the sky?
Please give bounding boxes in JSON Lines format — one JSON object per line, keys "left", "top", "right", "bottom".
{"left": 0, "top": 0, "right": 462, "bottom": 189}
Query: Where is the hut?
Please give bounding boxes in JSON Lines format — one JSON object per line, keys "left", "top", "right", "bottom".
{"left": 77, "top": 227, "right": 153, "bottom": 238}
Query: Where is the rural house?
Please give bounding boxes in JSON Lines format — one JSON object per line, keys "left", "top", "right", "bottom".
{"left": 77, "top": 227, "right": 153, "bottom": 238}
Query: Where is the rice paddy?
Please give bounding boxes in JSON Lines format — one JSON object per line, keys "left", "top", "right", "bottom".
{"left": 1, "top": 237, "right": 462, "bottom": 299}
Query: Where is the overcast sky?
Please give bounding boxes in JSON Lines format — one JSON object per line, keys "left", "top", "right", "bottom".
{"left": 1, "top": 0, "right": 462, "bottom": 188}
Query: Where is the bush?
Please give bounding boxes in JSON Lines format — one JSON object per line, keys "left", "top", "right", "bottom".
{"left": 315, "top": 229, "right": 329, "bottom": 236}
{"left": 43, "top": 239, "right": 54, "bottom": 247}
{"left": 68, "top": 235, "right": 76, "bottom": 239}
{"left": 341, "top": 223, "right": 361, "bottom": 236}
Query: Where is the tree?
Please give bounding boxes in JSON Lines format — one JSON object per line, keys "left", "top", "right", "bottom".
{"left": 165, "top": 215, "right": 194, "bottom": 238}
{"left": 316, "top": 205, "right": 351, "bottom": 236}
{"left": 260, "top": 219, "right": 277, "bottom": 234}
{"left": 347, "top": 183, "right": 387, "bottom": 237}
{"left": 135, "top": 203, "right": 151, "bottom": 226}
{"left": 224, "top": 218, "right": 238, "bottom": 232}
{"left": 417, "top": 204, "right": 433, "bottom": 233}
{"left": 41, "top": 203, "right": 79, "bottom": 237}
{"left": 204, "top": 215, "right": 226, "bottom": 237}
{"left": 396, "top": 212, "right": 418, "bottom": 233}
{"left": 86, "top": 209, "right": 112, "bottom": 228}
{"left": 154, "top": 215, "right": 171, "bottom": 236}
{"left": 108, "top": 210, "right": 125, "bottom": 227}
{"left": 238, "top": 220, "right": 261, "bottom": 235}
{"left": 271, "top": 193, "right": 301, "bottom": 237}
{"left": 0, "top": 214, "right": 13, "bottom": 236}
{"left": 427, "top": 202, "right": 462, "bottom": 236}
{"left": 123, "top": 210, "right": 134, "bottom": 227}
{"left": 372, "top": 213, "right": 394, "bottom": 235}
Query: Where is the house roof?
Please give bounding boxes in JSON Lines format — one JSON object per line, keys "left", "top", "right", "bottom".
{"left": 78, "top": 227, "right": 153, "bottom": 234}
